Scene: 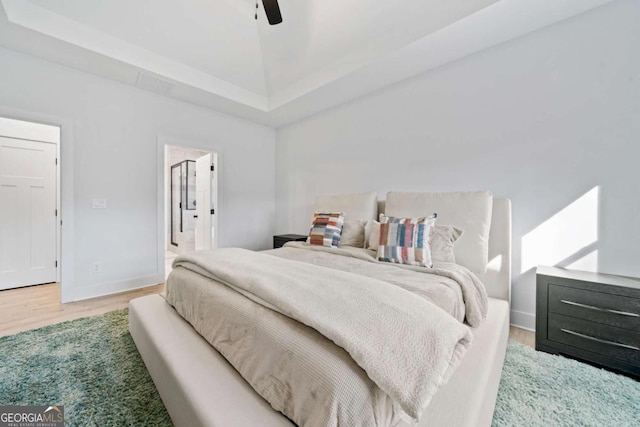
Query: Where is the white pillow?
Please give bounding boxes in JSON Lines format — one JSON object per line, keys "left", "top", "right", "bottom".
{"left": 314, "top": 191, "right": 377, "bottom": 222}
{"left": 430, "top": 225, "right": 464, "bottom": 264}
{"left": 340, "top": 220, "right": 366, "bottom": 248}
{"left": 368, "top": 220, "right": 381, "bottom": 251}
{"left": 384, "top": 191, "right": 493, "bottom": 273}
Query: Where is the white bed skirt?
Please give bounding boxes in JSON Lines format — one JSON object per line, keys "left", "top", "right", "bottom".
{"left": 129, "top": 295, "right": 509, "bottom": 427}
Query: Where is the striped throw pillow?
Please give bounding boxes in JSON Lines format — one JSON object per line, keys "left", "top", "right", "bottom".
{"left": 307, "top": 212, "right": 345, "bottom": 248}
{"left": 377, "top": 214, "right": 437, "bottom": 267}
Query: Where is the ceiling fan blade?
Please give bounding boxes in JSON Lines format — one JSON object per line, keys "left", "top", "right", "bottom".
{"left": 261, "top": 0, "right": 283, "bottom": 25}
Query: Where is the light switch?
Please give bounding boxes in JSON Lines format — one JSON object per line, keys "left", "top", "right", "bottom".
{"left": 93, "top": 198, "right": 107, "bottom": 209}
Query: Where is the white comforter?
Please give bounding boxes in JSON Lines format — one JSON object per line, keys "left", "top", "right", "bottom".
{"left": 166, "top": 244, "right": 488, "bottom": 426}
{"left": 273, "top": 242, "right": 488, "bottom": 327}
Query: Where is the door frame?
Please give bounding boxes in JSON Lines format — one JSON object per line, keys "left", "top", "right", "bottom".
{"left": 0, "top": 107, "right": 75, "bottom": 302}
{"left": 156, "top": 135, "right": 220, "bottom": 276}
{"left": 0, "top": 116, "right": 62, "bottom": 287}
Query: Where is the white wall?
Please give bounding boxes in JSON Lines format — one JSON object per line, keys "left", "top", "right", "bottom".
{"left": 0, "top": 46, "right": 276, "bottom": 302}
{"left": 275, "top": 0, "right": 640, "bottom": 329}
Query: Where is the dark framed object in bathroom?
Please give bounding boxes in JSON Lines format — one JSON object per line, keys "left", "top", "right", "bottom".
{"left": 170, "top": 160, "right": 196, "bottom": 247}
{"left": 170, "top": 162, "right": 182, "bottom": 246}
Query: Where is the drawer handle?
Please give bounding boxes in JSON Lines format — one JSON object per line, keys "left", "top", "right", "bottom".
{"left": 561, "top": 328, "right": 639, "bottom": 351}
{"left": 560, "top": 299, "right": 640, "bottom": 317}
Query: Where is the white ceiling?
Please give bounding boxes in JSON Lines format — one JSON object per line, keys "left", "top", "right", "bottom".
{"left": 30, "top": 0, "right": 268, "bottom": 96}
{"left": 257, "top": 0, "right": 498, "bottom": 101}
{"left": 0, "top": 0, "right": 613, "bottom": 127}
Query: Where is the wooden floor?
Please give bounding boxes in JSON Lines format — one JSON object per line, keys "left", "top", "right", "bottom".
{"left": 0, "top": 282, "right": 536, "bottom": 348}
{"left": 509, "top": 325, "right": 535, "bottom": 348}
{"left": 0, "top": 282, "right": 165, "bottom": 338}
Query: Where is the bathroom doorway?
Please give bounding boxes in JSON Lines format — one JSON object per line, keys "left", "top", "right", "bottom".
{"left": 164, "top": 144, "right": 217, "bottom": 279}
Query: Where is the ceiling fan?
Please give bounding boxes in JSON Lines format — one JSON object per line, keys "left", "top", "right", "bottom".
{"left": 256, "top": 0, "right": 282, "bottom": 25}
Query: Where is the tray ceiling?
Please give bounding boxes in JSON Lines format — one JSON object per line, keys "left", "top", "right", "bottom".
{"left": 0, "top": 0, "right": 613, "bottom": 126}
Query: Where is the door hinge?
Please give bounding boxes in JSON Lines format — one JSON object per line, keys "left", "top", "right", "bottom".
{"left": 55, "top": 209, "right": 58, "bottom": 216}
{"left": 210, "top": 165, "right": 214, "bottom": 171}
{"left": 210, "top": 209, "right": 215, "bottom": 215}
{"left": 55, "top": 158, "right": 58, "bottom": 165}
{"left": 55, "top": 261, "right": 58, "bottom": 267}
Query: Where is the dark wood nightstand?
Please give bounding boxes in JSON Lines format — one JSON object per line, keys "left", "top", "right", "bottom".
{"left": 536, "top": 266, "right": 640, "bottom": 378}
{"left": 273, "top": 234, "right": 307, "bottom": 249}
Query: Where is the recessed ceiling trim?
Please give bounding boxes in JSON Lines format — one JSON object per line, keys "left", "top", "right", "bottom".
{"left": 1, "top": 0, "right": 268, "bottom": 111}
{"left": 267, "top": 0, "right": 614, "bottom": 124}
{"left": 0, "top": 0, "right": 615, "bottom": 127}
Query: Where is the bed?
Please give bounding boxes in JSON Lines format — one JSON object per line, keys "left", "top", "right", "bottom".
{"left": 130, "top": 193, "right": 511, "bottom": 427}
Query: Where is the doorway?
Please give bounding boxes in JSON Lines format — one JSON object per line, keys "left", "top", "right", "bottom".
{"left": 0, "top": 117, "right": 60, "bottom": 291}
{"left": 164, "top": 144, "right": 217, "bottom": 279}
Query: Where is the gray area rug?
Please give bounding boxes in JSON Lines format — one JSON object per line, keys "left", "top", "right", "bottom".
{"left": 493, "top": 341, "right": 640, "bottom": 427}
{"left": 0, "top": 310, "right": 638, "bottom": 426}
{"left": 0, "top": 309, "right": 171, "bottom": 426}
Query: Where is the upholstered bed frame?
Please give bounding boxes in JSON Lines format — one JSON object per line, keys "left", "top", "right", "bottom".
{"left": 129, "top": 198, "right": 511, "bottom": 427}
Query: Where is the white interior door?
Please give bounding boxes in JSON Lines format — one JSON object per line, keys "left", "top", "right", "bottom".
{"left": 0, "top": 136, "right": 57, "bottom": 290}
{"left": 195, "top": 153, "right": 213, "bottom": 251}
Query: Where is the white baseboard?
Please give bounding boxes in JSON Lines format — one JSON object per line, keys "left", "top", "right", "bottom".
{"left": 510, "top": 309, "right": 535, "bottom": 331}
{"left": 61, "top": 274, "right": 164, "bottom": 303}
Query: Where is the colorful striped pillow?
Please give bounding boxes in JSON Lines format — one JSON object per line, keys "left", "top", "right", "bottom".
{"left": 307, "top": 212, "right": 345, "bottom": 248}
{"left": 377, "top": 214, "right": 437, "bottom": 267}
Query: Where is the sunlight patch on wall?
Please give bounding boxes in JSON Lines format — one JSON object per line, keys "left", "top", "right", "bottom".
{"left": 486, "top": 254, "right": 503, "bottom": 272}
{"left": 521, "top": 186, "right": 599, "bottom": 272}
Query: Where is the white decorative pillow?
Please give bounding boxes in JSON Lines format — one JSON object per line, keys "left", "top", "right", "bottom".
{"left": 430, "top": 225, "right": 464, "bottom": 263}
{"left": 340, "top": 220, "right": 366, "bottom": 248}
{"left": 368, "top": 220, "right": 381, "bottom": 251}
{"left": 385, "top": 191, "right": 493, "bottom": 273}
{"left": 307, "top": 212, "right": 345, "bottom": 248}
{"left": 376, "top": 214, "right": 437, "bottom": 267}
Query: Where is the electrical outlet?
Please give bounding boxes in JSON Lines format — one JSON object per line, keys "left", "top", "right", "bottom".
{"left": 93, "top": 198, "right": 107, "bottom": 209}
{"left": 92, "top": 262, "right": 102, "bottom": 273}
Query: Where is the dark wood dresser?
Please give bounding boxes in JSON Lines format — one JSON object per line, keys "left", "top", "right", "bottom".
{"left": 536, "top": 266, "right": 640, "bottom": 378}
{"left": 273, "top": 234, "right": 307, "bottom": 249}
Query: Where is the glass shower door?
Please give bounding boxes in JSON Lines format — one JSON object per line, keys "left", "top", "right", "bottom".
{"left": 170, "top": 163, "right": 182, "bottom": 246}
{"left": 170, "top": 160, "right": 196, "bottom": 248}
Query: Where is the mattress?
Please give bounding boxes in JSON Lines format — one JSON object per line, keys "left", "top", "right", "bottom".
{"left": 129, "top": 294, "right": 509, "bottom": 427}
